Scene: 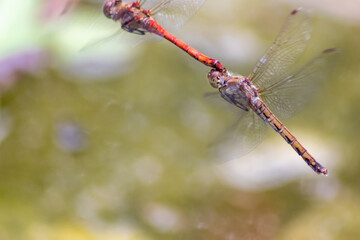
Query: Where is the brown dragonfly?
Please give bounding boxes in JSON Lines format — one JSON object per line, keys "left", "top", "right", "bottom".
{"left": 207, "top": 8, "right": 338, "bottom": 175}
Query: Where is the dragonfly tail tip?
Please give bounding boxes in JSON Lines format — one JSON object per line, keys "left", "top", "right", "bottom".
{"left": 319, "top": 167, "right": 328, "bottom": 176}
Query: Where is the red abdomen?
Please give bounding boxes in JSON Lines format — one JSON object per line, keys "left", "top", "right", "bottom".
{"left": 147, "top": 19, "right": 225, "bottom": 71}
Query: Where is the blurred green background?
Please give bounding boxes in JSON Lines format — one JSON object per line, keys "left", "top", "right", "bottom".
{"left": 1, "top": 0, "right": 360, "bottom": 239}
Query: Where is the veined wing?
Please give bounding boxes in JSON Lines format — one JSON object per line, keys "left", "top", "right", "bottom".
{"left": 145, "top": 0, "right": 207, "bottom": 31}
{"left": 204, "top": 92, "right": 245, "bottom": 116}
{"left": 248, "top": 7, "right": 312, "bottom": 89}
{"left": 260, "top": 48, "right": 339, "bottom": 119}
{"left": 210, "top": 109, "right": 268, "bottom": 162}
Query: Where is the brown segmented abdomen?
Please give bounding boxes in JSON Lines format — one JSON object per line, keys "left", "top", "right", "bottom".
{"left": 252, "top": 98, "right": 328, "bottom": 175}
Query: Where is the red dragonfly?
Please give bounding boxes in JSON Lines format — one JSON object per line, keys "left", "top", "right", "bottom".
{"left": 102, "top": 0, "right": 226, "bottom": 72}
{"left": 207, "top": 8, "right": 338, "bottom": 175}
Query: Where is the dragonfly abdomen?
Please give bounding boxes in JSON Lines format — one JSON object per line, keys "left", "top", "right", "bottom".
{"left": 147, "top": 20, "right": 225, "bottom": 71}
{"left": 252, "top": 98, "right": 328, "bottom": 175}
{"left": 281, "top": 128, "right": 328, "bottom": 175}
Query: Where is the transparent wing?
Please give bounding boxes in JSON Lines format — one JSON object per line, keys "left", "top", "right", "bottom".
{"left": 260, "top": 48, "right": 339, "bottom": 119}
{"left": 248, "top": 8, "right": 312, "bottom": 89}
{"left": 210, "top": 109, "right": 268, "bottom": 163}
{"left": 144, "top": 0, "right": 207, "bottom": 31}
{"left": 204, "top": 92, "right": 244, "bottom": 116}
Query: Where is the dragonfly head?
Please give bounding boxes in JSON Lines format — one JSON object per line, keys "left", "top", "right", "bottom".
{"left": 103, "top": 0, "right": 123, "bottom": 20}
{"left": 207, "top": 69, "right": 227, "bottom": 88}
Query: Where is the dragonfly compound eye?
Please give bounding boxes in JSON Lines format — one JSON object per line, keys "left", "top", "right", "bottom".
{"left": 207, "top": 70, "right": 222, "bottom": 88}
{"left": 103, "top": 0, "right": 123, "bottom": 19}
{"left": 103, "top": 2, "right": 113, "bottom": 19}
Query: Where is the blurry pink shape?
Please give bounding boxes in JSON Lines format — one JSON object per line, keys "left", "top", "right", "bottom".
{"left": 54, "top": 120, "right": 88, "bottom": 153}
{"left": 38, "top": 0, "right": 79, "bottom": 20}
{"left": 0, "top": 49, "right": 49, "bottom": 92}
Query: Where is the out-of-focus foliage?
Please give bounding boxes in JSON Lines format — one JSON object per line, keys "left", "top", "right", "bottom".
{"left": 1, "top": 0, "right": 360, "bottom": 239}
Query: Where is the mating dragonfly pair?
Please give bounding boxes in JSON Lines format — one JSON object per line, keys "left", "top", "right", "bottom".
{"left": 102, "top": 0, "right": 338, "bottom": 175}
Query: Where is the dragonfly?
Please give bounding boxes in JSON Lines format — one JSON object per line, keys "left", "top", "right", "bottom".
{"left": 102, "top": 0, "right": 226, "bottom": 72}
{"left": 207, "top": 8, "right": 338, "bottom": 175}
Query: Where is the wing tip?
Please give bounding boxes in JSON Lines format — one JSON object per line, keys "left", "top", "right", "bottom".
{"left": 290, "top": 7, "right": 312, "bottom": 16}
{"left": 291, "top": 8, "right": 301, "bottom": 15}
{"left": 323, "top": 48, "right": 338, "bottom": 54}
{"left": 322, "top": 48, "right": 342, "bottom": 59}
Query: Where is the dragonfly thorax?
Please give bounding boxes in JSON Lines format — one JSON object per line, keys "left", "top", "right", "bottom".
{"left": 221, "top": 75, "right": 254, "bottom": 110}
{"left": 103, "top": 0, "right": 150, "bottom": 34}
{"left": 208, "top": 69, "right": 259, "bottom": 110}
